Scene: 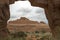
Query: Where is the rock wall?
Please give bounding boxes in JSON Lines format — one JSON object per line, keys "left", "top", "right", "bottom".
{"left": 48, "top": 0, "right": 60, "bottom": 40}
{"left": 0, "top": 0, "right": 18, "bottom": 39}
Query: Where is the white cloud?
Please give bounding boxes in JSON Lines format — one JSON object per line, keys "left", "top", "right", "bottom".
{"left": 9, "top": 1, "right": 48, "bottom": 24}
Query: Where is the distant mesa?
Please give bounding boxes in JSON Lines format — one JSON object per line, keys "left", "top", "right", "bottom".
{"left": 7, "top": 17, "right": 50, "bottom": 33}
{"left": 8, "top": 17, "right": 40, "bottom": 24}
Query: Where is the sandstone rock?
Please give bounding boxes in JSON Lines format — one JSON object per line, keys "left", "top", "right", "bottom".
{"left": 0, "top": 0, "right": 18, "bottom": 39}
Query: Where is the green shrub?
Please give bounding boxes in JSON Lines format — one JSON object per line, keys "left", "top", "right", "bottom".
{"left": 17, "top": 31, "right": 27, "bottom": 37}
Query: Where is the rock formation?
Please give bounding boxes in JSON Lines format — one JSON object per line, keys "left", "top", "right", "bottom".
{"left": 29, "top": 0, "right": 60, "bottom": 40}
{"left": 0, "top": 0, "right": 18, "bottom": 39}
{"left": 8, "top": 17, "right": 50, "bottom": 33}
{"left": 0, "top": 0, "right": 60, "bottom": 40}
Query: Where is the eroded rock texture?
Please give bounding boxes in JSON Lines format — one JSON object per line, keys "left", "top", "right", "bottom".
{"left": 0, "top": 0, "right": 18, "bottom": 39}
{"left": 0, "top": 4, "right": 10, "bottom": 40}
{"left": 29, "top": 0, "right": 60, "bottom": 40}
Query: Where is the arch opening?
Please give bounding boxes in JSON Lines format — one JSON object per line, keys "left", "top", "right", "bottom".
{"left": 8, "top": 0, "right": 52, "bottom": 40}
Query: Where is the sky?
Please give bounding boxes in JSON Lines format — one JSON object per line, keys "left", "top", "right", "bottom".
{"left": 9, "top": 1, "right": 48, "bottom": 24}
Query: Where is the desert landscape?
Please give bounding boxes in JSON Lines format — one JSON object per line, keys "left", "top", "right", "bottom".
{"left": 7, "top": 17, "right": 53, "bottom": 40}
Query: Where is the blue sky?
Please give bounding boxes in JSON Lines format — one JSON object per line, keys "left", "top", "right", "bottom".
{"left": 9, "top": 1, "right": 48, "bottom": 24}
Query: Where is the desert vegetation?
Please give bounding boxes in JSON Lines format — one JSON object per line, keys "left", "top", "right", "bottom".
{"left": 3, "top": 30, "right": 53, "bottom": 40}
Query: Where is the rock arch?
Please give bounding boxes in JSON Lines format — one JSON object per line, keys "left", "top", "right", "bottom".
{"left": 29, "top": 0, "right": 60, "bottom": 40}
{"left": 0, "top": 0, "right": 60, "bottom": 40}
